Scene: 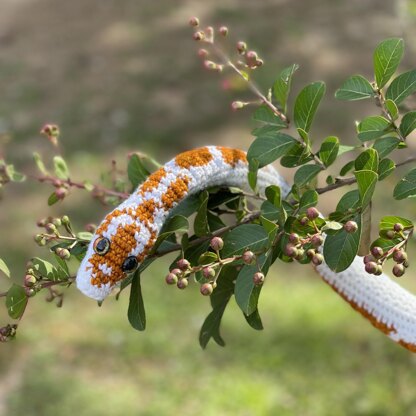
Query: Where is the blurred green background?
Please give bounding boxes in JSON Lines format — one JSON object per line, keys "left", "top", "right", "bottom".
{"left": 2, "top": 0, "right": 416, "bottom": 415}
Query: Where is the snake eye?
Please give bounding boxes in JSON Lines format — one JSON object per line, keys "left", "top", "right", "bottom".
{"left": 122, "top": 256, "right": 139, "bottom": 273}
{"left": 93, "top": 237, "right": 110, "bottom": 255}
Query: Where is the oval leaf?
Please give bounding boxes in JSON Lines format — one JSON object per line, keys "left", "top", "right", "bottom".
{"left": 335, "top": 75, "right": 375, "bottom": 101}
{"left": 6, "top": 284, "right": 27, "bottom": 320}
{"left": 386, "top": 69, "right": 416, "bottom": 104}
{"left": 399, "top": 111, "right": 416, "bottom": 137}
{"left": 374, "top": 38, "right": 404, "bottom": 89}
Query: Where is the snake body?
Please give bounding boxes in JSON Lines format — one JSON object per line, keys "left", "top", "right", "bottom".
{"left": 76, "top": 146, "right": 416, "bottom": 352}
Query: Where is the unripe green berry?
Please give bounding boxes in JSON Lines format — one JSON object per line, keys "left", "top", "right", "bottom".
{"left": 177, "top": 278, "right": 189, "bottom": 290}
{"left": 299, "top": 217, "right": 309, "bottom": 226}
{"left": 311, "top": 234, "right": 324, "bottom": 247}
{"left": 393, "top": 250, "right": 407, "bottom": 264}
{"left": 61, "top": 215, "right": 70, "bottom": 225}
{"left": 34, "top": 234, "right": 43, "bottom": 243}
{"left": 295, "top": 248, "right": 305, "bottom": 260}
{"left": 24, "top": 275, "right": 37, "bottom": 287}
{"left": 253, "top": 272, "right": 265, "bottom": 286}
{"left": 306, "top": 207, "right": 319, "bottom": 220}
{"left": 393, "top": 223, "right": 404, "bottom": 232}
{"left": 177, "top": 258, "right": 190, "bottom": 271}
{"left": 385, "top": 230, "right": 396, "bottom": 239}
{"left": 312, "top": 254, "right": 324, "bottom": 266}
{"left": 374, "top": 265, "right": 383, "bottom": 276}
{"left": 200, "top": 283, "right": 214, "bottom": 296}
{"left": 393, "top": 264, "right": 405, "bottom": 277}
{"left": 344, "top": 220, "right": 358, "bottom": 233}
{"left": 165, "top": 273, "right": 178, "bottom": 285}
{"left": 210, "top": 237, "right": 224, "bottom": 251}
{"left": 52, "top": 218, "right": 62, "bottom": 227}
{"left": 202, "top": 266, "right": 216, "bottom": 279}
{"left": 371, "top": 246, "right": 383, "bottom": 259}
{"left": 365, "top": 261, "right": 378, "bottom": 274}
{"left": 45, "top": 223, "right": 57, "bottom": 234}
{"left": 242, "top": 250, "right": 256, "bottom": 265}
{"left": 403, "top": 260, "right": 410, "bottom": 268}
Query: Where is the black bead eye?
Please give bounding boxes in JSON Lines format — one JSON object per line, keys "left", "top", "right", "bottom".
{"left": 122, "top": 256, "right": 139, "bottom": 273}
{"left": 93, "top": 237, "right": 110, "bottom": 255}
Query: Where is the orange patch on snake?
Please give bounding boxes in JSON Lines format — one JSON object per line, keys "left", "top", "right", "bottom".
{"left": 161, "top": 175, "right": 190, "bottom": 210}
{"left": 175, "top": 147, "right": 213, "bottom": 169}
{"left": 139, "top": 168, "right": 167, "bottom": 195}
{"left": 218, "top": 146, "right": 247, "bottom": 166}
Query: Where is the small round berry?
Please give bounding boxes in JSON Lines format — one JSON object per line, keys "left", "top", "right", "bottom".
{"left": 202, "top": 266, "right": 216, "bottom": 279}
{"left": 255, "top": 59, "right": 264, "bottom": 67}
{"left": 193, "top": 31, "right": 205, "bottom": 41}
{"left": 204, "top": 60, "right": 217, "bottom": 70}
{"left": 374, "top": 265, "right": 383, "bottom": 276}
{"left": 393, "top": 223, "right": 404, "bottom": 232}
{"left": 306, "top": 249, "right": 315, "bottom": 258}
{"left": 393, "top": 250, "right": 407, "bottom": 264}
{"left": 242, "top": 250, "right": 256, "bottom": 265}
{"left": 57, "top": 248, "right": 71, "bottom": 260}
{"left": 312, "top": 254, "right": 324, "bottom": 266}
{"left": 37, "top": 218, "right": 47, "bottom": 227}
{"left": 200, "top": 283, "right": 214, "bottom": 296}
{"left": 288, "top": 233, "right": 300, "bottom": 244}
{"left": 170, "top": 268, "right": 182, "bottom": 276}
{"left": 231, "top": 101, "right": 246, "bottom": 111}
{"left": 344, "top": 220, "right": 358, "bottom": 233}
{"left": 24, "top": 275, "right": 37, "bottom": 287}
{"left": 219, "top": 26, "right": 228, "bottom": 36}
{"left": 299, "top": 217, "right": 309, "bottom": 226}
{"left": 52, "top": 218, "right": 62, "bottom": 227}
{"left": 165, "top": 273, "right": 178, "bottom": 285}
{"left": 253, "top": 272, "right": 265, "bottom": 286}
{"left": 393, "top": 264, "right": 405, "bottom": 277}
{"left": 45, "top": 223, "right": 57, "bottom": 234}
{"left": 198, "top": 48, "right": 209, "bottom": 58}
{"left": 403, "top": 260, "right": 410, "bottom": 268}
{"left": 210, "top": 237, "right": 224, "bottom": 251}
{"left": 236, "top": 41, "right": 247, "bottom": 54}
{"left": 365, "top": 261, "right": 378, "bottom": 274}
{"left": 25, "top": 287, "right": 36, "bottom": 297}
{"left": 311, "top": 234, "right": 324, "bottom": 248}
{"left": 177, "top": 258, "right": 190, "bottom": 271}
{"left": 363, "top": 254, "right": 375, "bottom": 264}
{"left": 306, "top": 207, "right": 319, "bottom": 220}
{"left": 61, "top": 215, "right": 70, "bottom": 225}
{"left": 189, "top": 16, "right": 199, "bottom": 27}
{"left": 371, "top": 246, "right": 383, "bottom": 259}
{"left": 55, "top": 187, "right": 68, "bottom": 200}
{"left": 177, "top": 278, "right": 189, "bottom": 290}
{"left": 385, "top": 230, "right": 396, "bottom": 239}
{"left": 34, "top": 234, "right": 43, "bottom": 243}
{"left": 245, "top": 50, "right": 258, "bottom": 61}
{"left": 85, "top": 223, "right": 96, "bottom": 233}
{"left": 284, "top": 244, "right": 298, "bottom": 258}
{"left": 295, "top": 248, "right": 305, "bottom": 260}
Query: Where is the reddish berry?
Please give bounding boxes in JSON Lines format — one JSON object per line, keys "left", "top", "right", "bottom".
{"left": 393, "top": 264, "right": 405, "bottom": 277}
{"left": 177, "top": 278, "right": 189, "bottom": 290}
{"left": 371, "top": 246, "right": 383, "bottom": 259}
{"left": 236, "top": 41, "right": 247, "bottom": 54}
{"left": 312, "top": 254, "right": 324, "bottom": 266}
{"left": 200, "top": 283, "right": 214, "bottom": 296}
{"left": 25, "top": 287, "right": 36, "bottom": 297}
{"left": 24, "top": 275, "right": 37, "bottom": 287}
{"left": 344, "top": 220, "right": 358, "bottom": 233}
{"left": 177, "top": 258, "right": 190, "bottom": 271}
{"left": 363, "top": 255, "right": 375, "bottom": 264}
{"left": 210, "top": 237, "right": 224, "bottom": 251}
{"left": 288, "top": 233, "right": 300, "bottom": 244}
{"left": 219, "top": 26, "right": 228, "bottom": 36}
{"left": 365, "top": 262, "right": 378, "bottom": 274}
{"left": 253, "top": 272, "right": 265, "bottom": 286}
{"left": 193, "top": 31, "right": 205, "bottom": 41}
{"left": 306, "top": 207, "right": 319, "bottom": 220}
{"left": 311, "top": 234, "right": 324, "bottom": 247}
{"left": 198, "top": 49, "right": 209, "bottom": 58}
{"left": 189, "top": 17, "right": 199, "bottom": 27}
{"left": 393, "top": 223, "right": 404, "bottom": 232}
{"left": 285, "top": 244, "right": 298, "bottom": 258}
{"left": 242, "top": 251, "right": 256, "bottom": 265}
{"left": 165, "top": 273, "right": 178, "bottom": 285}
{"left": 393, "top": 250, "right": 407, "bottom": 264}
{"left": 202, "top": 266, "right": 216, "bottom": 279}
{"left": 170, "top": 268, "right": 182, "bottom": 276}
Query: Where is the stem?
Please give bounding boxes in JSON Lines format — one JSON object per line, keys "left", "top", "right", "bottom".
{"left": 0, "top": 277, "right": 75, "bottom": 298}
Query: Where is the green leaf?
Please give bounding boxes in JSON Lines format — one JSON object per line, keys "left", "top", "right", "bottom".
{"left": 252, "top": 105, "right": 287, "bottom": 128}
{"left": 127, "top": 154, "right": 150, "bottom": 188}
{"left": 336, "top": 189, "right": 360, "bottom": 212}
{"left": 273, "top": 63, "right": 299, "bottom": 112}
{"left": 280, "top": 142, "right": 313, "bottom": 168}
{"left": 374, "top": 38, "right": 404, "bottom": 88}
{"left": 32, "top": 257, "right": 65, "bottom": 281}
{"left": 33, "top": 152, "right": 48, "bottom": 175}
{"left": 399, "top": 111, "right": 416, "bottom": 137}
{"left": 0, "top": 258, "right": 11, "bottom": 278}
{"left": 248, "top": 158, "right": 259, "bottom": 192}
{"left": 339, "top": 160, "right": 355, "bottom": 176}
{"left": 338, "top": 145, "right": 357, "bottom": 156}
{"left": 355, "top": 170, "right": 378, "bottom": 207}
{"left": 53, "top": 156, "right": 69, "bottom": 180}
{"left": 194, "top": 191, "right": 209, "bottom": 237}
{"left": 247, "top": 133, "right": 297, "bottom": 168}
{"left": 47, "top": 192, "right": 59, "bottom": 206}
{"left": 380, "top": 215, "right": 413, "bottom": 231}
{"left": 384, "top": 99, "right": 399, "bottom": 120}
{"left": 298, "top": 190, "right": 318, "bottom": 214}
{"left": 153, "top": 215, "right": 188, "bottom": 251}
{"left": 370, "top": 237, "right": 401, "bottom": 253}
{"left": 127, "top": 272, "right": 146, "bottom": 331}
{"left": 386, "top": 70, "right": 416, "bottom": 104}
{"left": 323, "top": 214, "right": 361, "bottom": 272}
{"left": 354, "top": 148, "right": 379, "bottom": 172}
{"left": 393, "top": 168, "right": 416, "bottom": 199}
{"left": 265, "top": 185, "right": 281, "bottom": 208}
{"left": 261, "top": 200, "right": 280, "bottom": 222}
{"left": 222, "top": 224, "right": 269, "bottom": 257}
{"left": 321, "top": 221, "right": 343, "bottom": 232}
{"left": 319, "top": 136, "right": 339, "bottom": 167}
{"left": 244, "top": 309, "right": 264, "bottom": 330}
{"left": 294, "top": 164, "right": 322, "bottom": 188}
{"left": 372, "top": 136, "right": 400, "bottom": 158}
{"left": 5, "top": 164, "right": 26, "bottom": 182}
{"left": 235, "top": 265, "right": 262, "bottom": 315}
{"left": 335, "top": 75, "right": 375, "bottom": 100}
{"left": 260, "top": 216, "right": 278, "bottom": 243}
{"left": 198, "top": 251, "right": 218, "bottom": 265}
{"left": 357, "top": 116, "right": 391, "bottom": 142}
{"left": 378, "top": 158, "right": 395, "bottom": 181}
{"left": 294, "top": 81, "right": 326, "bottom": 132}
{"left": 6, "top": 284, "right": 27, "bottom": 319}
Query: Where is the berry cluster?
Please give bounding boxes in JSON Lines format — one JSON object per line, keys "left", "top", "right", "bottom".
{"left": 364, "top": 222, "right": 411, "bottom": 278}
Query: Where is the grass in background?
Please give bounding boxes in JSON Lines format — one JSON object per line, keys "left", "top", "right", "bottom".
{"left": 3, "top": 261, "right": 416, "bottom": 416}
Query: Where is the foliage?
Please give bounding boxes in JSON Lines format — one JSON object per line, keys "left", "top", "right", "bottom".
{"left": 0, "top": 26, "right": 415, "bottom": 349}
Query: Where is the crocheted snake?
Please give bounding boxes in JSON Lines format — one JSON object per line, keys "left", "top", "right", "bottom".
{"left": 76, "top": 146, "right": 416, "bottom": 352}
